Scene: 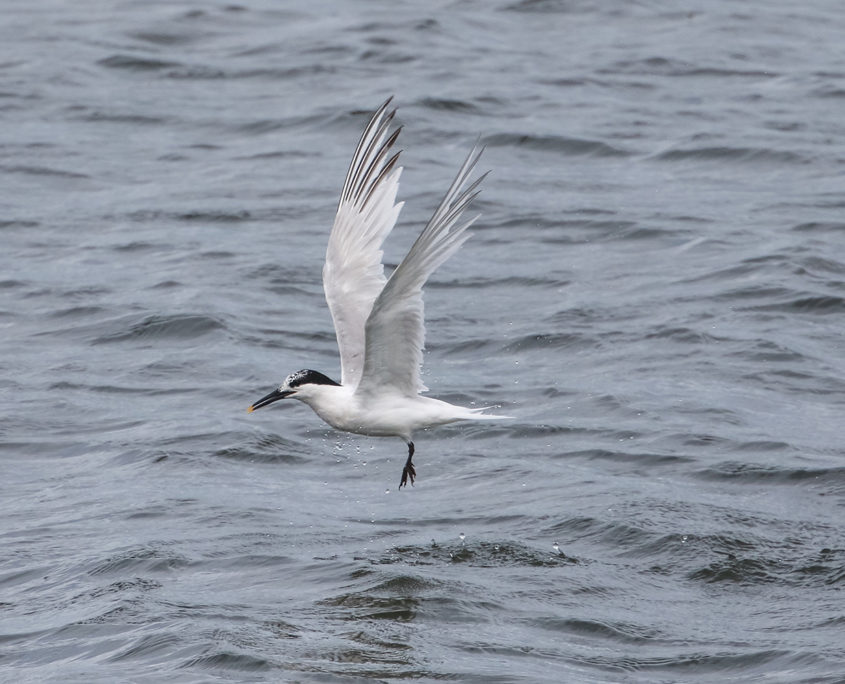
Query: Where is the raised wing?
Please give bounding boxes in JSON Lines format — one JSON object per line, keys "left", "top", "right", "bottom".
{"left": 356, "top": 145, "right": 487, "bottom": 398}
{"left": 323, "top": 98, "right": 404, "bottom": 388}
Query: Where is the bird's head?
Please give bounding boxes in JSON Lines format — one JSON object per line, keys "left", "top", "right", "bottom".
{"left": 247, "top": 369, "right": 340, "bottom": 412}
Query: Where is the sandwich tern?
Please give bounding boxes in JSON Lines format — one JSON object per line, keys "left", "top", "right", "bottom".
{"left": 248, "top": 98, "right": 508, "bottom": 488}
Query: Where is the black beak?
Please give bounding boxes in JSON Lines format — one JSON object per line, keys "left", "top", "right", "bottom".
{"left": 247, "top": 388, "right": 293, "bottom": 413}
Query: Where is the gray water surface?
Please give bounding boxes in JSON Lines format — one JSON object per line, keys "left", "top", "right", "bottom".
{"left": 2, "top": 1, "right": 845, "bottom": 682}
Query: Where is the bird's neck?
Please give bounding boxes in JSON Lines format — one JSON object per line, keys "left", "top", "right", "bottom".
{"left": 294, "top": 383, "right": 349, "bottom": 409}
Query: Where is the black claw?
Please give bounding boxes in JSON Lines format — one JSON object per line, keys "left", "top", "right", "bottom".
{"left": 399, "top": 441, "right": 416, "bottom": 490}
{"left": 400, "top": 461, "right": 416, "bottom": 489}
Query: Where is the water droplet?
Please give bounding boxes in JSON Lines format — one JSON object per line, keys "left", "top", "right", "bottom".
{"left": 681, "top": 535, "right": 688, "bottom": 543}
{"left": 459, "top": 532, "right": 466, "bottom": 543}
{"left": 553, "top": 542, "right": 560, "bottom": 554}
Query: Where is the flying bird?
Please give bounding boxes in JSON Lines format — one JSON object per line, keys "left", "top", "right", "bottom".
{"left": 248, "top": 98, "right": 508, "bottom": 488}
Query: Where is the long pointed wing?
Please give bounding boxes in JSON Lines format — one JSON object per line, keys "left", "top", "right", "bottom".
{"left": 356, "top": 145, "right": 487, "bottom": 398}
{"left": 323, "top": 98, "right": 404, "bottom": 388}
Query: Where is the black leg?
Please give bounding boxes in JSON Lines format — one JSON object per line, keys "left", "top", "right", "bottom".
{"left": 400, "top": 441, "right": 416, "bottom": 489}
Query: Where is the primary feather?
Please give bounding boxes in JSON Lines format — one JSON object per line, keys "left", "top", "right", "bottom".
{"left": 323, "top": 98, "right": 404, "bottom": 388}
{"left": 357, "top": 145, "right": 486, "bottom": 398}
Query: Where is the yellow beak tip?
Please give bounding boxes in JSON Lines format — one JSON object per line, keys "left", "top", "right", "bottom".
{"left": 247, "top": 405, "right": 255, "bottom": 413}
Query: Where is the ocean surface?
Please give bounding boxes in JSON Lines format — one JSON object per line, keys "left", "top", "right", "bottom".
{"left": 2, "top": 1, "right": 844, "bottom": 682}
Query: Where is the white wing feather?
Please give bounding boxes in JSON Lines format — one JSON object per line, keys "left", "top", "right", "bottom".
{"left": 323, "top": 99, "right": 404, "bottom": 387}
{"left": 356, "top": 146, "right": 487, "bottom": 398}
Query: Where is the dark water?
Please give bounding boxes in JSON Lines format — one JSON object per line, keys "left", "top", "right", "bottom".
{"left": 2, "top": 1, "right": 844, "bottom": 681}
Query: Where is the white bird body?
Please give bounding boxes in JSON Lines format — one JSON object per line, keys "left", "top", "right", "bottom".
{"left": 292, "top": 383, "right": 497, "bottom": 442}
{"left": 248, "top": 98, "right": 508, "bottom": 488}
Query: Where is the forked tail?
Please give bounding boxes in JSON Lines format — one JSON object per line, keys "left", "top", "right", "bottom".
{"left": 466, "top": 407, "right": 513, "bottom": 420}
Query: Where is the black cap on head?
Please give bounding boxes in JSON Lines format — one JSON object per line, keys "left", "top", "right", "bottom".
{"left": 286, "top": 370, "right": 340, "bottom": 388}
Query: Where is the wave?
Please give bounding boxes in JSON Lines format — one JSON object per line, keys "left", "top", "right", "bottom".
{"left": 745, "top": 295, "right": 845, "bottom": 314}
{"left": 689, "top": 546, "right": 845, "bottom": 588}
{"left": 1, "top": 164, "right": 89, "bottom": 179}
{"left": 98, "top": 54, "right": 181, "bottom": 71}
{"left": 485, "top": 132, "right": 629, "bottom": 157}
{"left": 792, "top": 221, "right": 845, "bottom": 233}
{"left": 695, "top": 461, "right": 845, "bottom": 484}
{"left": 558, "top": 448, "right": 693, "bottom": 467}
{"left": 92, "top": 313, "right": 226, "bottom": 344}
{"left": 183, "top": 652, "right": 273, "bottom": 672}
{"left": 606, "top": 56, "right": 781, "bottom": 79}
{"left": 89, "top": 546, "right": 190, "bottom": 576}
{"left": 0, "top": 220, "right": 39, "bottom": 229}
{"left": 380, "top": 539, "right": 577, "bottom": 568}
{"left": 654, "top": 145, "right": 806, "bottom": 164}
{"left": 417, "top": 97, "right": 480, "bottom": 113}
{"left": 503, "top": 332, "right": 595, "bottom": 353}
{"left": 529, "top": 616, "right": 663, "bottom": 644}
{"left": 212, "top": 432, "right": 308, "bottom": 464}
{"left": 427, "top": 274, "right": 565, "bottom": 289}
